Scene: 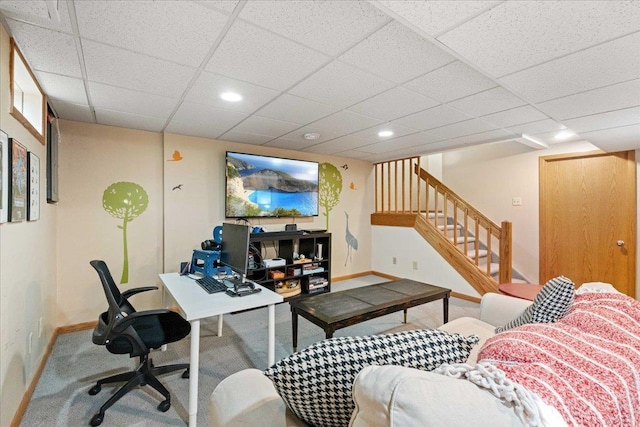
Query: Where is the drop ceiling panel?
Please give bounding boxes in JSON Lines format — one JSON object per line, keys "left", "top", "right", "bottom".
{"left": 219, "top": 130, "right": 274, "bottom": 145}
{"left": 167, "top": 102, "right": 248, "bottom": 139}
{"left": 254, "top": 94, "right": 336, "bottom": 125}
{"left": 578, "top": 124, "right": 640, "bottom": 152}
{"left": 197, "top": 1, "right": 239, "bottom": 14}
{"left": 339, "top": 20, "right": 455, "bottom": 84}
{"left": 404, "top": 61, "right": 497, "bottom": 103}
{"left": 74, "top": 1, "right": 229, "bottom": 68}
{"left": 301, "top": 134, "right": 371, "bottom": 154}
{"left": 0, "top": 0, "right": 73, "bottom": 32}
{"left": 347, "top": 86, "right": 439, "bottom": 121}
{"left": 88, "top": 82, "right": 178, "bottom": 120}
{"left": 185, "top": 71, "right": 281, "bottom": 113}
{"left": 49, "top": 100, "right": 94, "bottom": 123}
{"left": 239, "top": 0, "right": 391, "bottom": 56}
{"left": 428, "top": 118, "right": 498, "bottom": 139}
{"left": 35, "top": 72, "right": 88, "bottom": 105}
{"left": 82, "top": 40, "right": 196, "bottom": 98}
{"left": 348, "top": 122, "right": 418, "bottom": 142}
{"left": 231, "top": 115, "right": 300, "bottom": 138}
{"left": 269, "top": 125, "right": 337, "bottom": 148}
{"left": 392, "top": 105, "right": 472, "bottom": 131}
{"left": 481, "top": 105, "right": 550, "bottom": 128}
{"left": 447, "top": 87, "right": 527, "bottom": 117}
{"left": 6, "top": 19, "right": 81, "bottom": 77}
{"left": 95, "top": 108, "right": 167, "bottom": 133}
{"left": 538, "top": 79, "right": 640, "bottom": 120}
{"left": 437, "top": 1, "right": 640, "bottom": 78}
{"left": 446, "top": 129, "right": 517, "bottom": 147}
{"left": 309, "top": 111, "right": 382, "bottom": 136}
{"left": 501, "top": 32, "right": 640, "bottom": 103}
{"left": 289, "top": 60, "right": 395, "bottom": 108}
{"left": 564, "top": 107, "right": 640, "bottom": 133}
{"left": 206, "top": 20, "right": 330, "bottom": 91}
{"left": 375, "top": 0, "right": 501, "bottom": 37}
{"left": 360, "top": 132, "right": 443, "bottom": 154}
{"left": 507, "top": 119, "right": 566, "bottom": 136}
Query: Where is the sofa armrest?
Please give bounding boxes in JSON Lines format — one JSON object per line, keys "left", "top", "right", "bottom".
{"left": 479, "top": 293, "right": 532, "bottom": 327}
{"left": 210, "top": 368, "right": 304, "bottom": 427}
{"left": 350, "top": 365, "right": 523, "bottom": 427}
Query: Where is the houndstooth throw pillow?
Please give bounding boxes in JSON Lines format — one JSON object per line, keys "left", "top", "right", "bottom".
{"left": 264, "top": 329, "right": 479, "bottom": 427}
{"left": 496, "top": 276, "right": 575, "bottom": 333}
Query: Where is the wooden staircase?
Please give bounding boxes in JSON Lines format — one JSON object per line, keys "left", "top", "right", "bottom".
{"left": 371, "top": 157, "right": 515, "bottom": 296}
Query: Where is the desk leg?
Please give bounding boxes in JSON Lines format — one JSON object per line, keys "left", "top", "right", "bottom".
{"left": 443, "top": 296, "right": 449, "bottom": 323}
{"left": 217, "top": 314, "right": 223, "bottom": 337}
{"left": 268, "top": 304, "right": 275, "bottom": 366}
{"left": 292, "top": 308, "right": 298, "bottom": 353}
{"left": 403, "top": 308, "right": 407, "bottom": 324}
{"left": 188, "top": 320, "right": 200, "bottom": 427}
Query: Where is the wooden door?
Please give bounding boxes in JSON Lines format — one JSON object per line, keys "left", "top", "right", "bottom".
{"left": 540, "top": 150, "right": 636, "bottom": 297}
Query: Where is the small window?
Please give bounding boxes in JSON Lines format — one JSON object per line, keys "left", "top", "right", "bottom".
{"left": 10, "top": 38, "right": 46, "bottom": 144}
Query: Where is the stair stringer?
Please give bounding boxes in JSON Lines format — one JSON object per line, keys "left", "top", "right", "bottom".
{"left": 414, "top": 215, "right": 499, "bottom": 295}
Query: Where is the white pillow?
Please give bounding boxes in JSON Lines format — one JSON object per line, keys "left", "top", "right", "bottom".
{"left": 576, "top": 282, "right": 621, "bottom": 295}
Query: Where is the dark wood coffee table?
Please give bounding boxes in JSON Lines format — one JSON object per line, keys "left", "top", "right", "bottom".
{"left": 289, "top": 279, "right": 451, "bottom": 352}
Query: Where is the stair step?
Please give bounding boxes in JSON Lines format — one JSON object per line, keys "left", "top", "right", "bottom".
{"left": 466, "top": 249, "right": 488, "bottom": 259}
{"left": 478, "top": 262, "right": 500, "bottom": 275}
{"left": 427, "top": 212, "right": 445, "bottom": 219}
{"left": 452, "top": 236, "right": 476, "bottom": 245}
{"left": 509, "top": 278, "right": 529, "bottom": 284}
{"left": 437, "top": 224, "right": 460, "bottom": 231}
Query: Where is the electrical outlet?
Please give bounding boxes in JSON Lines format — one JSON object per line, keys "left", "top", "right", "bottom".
{"left": 512, "top": 197, "right": 523, "bottom": 206}
{"left": 412, "top": 261, "right": 418, "bottom": 270}
{"left": 392, "top": 257, "right": 397, "bottom": 265}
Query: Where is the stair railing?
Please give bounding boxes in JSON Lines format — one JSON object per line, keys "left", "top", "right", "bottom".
{"left": 373, "top": 157, "right": 512, "bottom": 285}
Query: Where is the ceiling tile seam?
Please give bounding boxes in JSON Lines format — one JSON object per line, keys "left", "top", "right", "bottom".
{"left": 430, "top": 1, "right": 507, "bottom": 39}
{"left": 219, "top": 17, "right": 398, "bottom": 140}
{"left": 2, "top": 14, "right": 72, "bottom": 36}
{"left": 190, "top": 0, "right": 237, "bottom": 18}
{"left": 495, "top": 28, "right": 640, "bottom": 81}
{"left": 66, "top": 0, "right": 96, "bottom": 123}
{"left": 521, "top": 77, "right": 640, "bottom": 106}
{"left": 160, "top": 0, "right": 247, "bottom": 134}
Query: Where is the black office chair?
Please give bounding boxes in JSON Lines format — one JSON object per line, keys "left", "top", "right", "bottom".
{"left": 88, "top": 260, "right": 191, "bottom": 426}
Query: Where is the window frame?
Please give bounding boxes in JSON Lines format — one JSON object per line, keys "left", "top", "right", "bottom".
{"left": 9, "top": 38, "right": 46, "bottom": 145}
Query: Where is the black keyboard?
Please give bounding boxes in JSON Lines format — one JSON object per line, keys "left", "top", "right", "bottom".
{"left": 195, "top": 276, "right": 227, "bottom": 294}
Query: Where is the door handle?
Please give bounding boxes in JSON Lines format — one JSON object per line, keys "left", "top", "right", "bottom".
{"left": 617, "top": 240, "right": 625, "bottom": 246}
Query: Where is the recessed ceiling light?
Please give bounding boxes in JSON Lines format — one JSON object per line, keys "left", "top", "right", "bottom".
{"left": 378, "top": 130, "right": 394, "bottom": 137}
{"left": 304, "top": 132, "right": 321, "bottom": 140}
{"left": 220, "top": 91, "right": 242, "bottom": 102}
{"left": 554, "top": 130, "right": 575, "bottom": 141}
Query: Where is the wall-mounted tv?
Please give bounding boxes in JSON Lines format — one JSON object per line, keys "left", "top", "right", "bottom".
{"left": 225, "top": 151, "right": 319, "bottom": 218}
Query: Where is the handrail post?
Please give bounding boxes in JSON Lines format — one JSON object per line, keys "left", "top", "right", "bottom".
{"left": 499, "top": 221, "right": 512, "bottom": 283}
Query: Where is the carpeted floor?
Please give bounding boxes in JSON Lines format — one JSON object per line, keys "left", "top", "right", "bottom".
{"left": 20, "top": 276, "right": 479, "bottom": 427}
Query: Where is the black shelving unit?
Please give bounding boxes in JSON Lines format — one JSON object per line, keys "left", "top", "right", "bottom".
{"left": 247, "top": 231, "right": 331, "bottom": 299}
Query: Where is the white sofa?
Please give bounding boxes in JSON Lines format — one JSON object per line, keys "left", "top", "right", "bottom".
{"left": 209, "top": 293, "right": 532, "bottom": 427}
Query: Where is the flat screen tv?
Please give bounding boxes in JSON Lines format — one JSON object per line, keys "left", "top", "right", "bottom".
{"left": 225, "top": 151, "right": 319, "bottom": 218}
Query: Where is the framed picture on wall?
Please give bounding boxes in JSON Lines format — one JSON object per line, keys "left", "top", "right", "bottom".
{"left": 27, "top": 152, "right": 40, "bottom": 221}
{"left": 0, "top": 129, "right": 8, "bottom": 223}
{"left": 8, "top": 138, "right": 27, "bottom": 222}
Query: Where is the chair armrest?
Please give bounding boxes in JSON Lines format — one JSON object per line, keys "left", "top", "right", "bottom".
{"left": 122, "top": 286, "right": 157, "bottom": 299}
{"left": 210, "top": 369, "right": 293, "bottom": 427}
{"left": 479, "top": 293, "right": 532, "bottom": 327}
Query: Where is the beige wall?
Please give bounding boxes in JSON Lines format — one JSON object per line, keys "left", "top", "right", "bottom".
{"left": 162, "top": 133, "right": 374, "bottom": 280}
{"left": 56, "top": 120, "right": 164, "bottom": 325}
{"left": 0, "top": 25, "right": 58, "bottom": 426}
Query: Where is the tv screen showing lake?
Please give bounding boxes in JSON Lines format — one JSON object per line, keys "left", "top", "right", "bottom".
{"left": 248, "top": 190, "right": 318, "bottom": 216}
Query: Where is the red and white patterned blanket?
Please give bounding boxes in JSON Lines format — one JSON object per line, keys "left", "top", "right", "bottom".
{"left": 478, "top": 292, "right": 640, "bottom": 427}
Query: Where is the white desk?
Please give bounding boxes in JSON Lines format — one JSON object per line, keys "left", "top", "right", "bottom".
{"left": 159, "top": 273, "right": 283, "bottom": 427}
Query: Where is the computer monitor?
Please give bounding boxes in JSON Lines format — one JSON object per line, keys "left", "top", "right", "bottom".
{"left": 220, "top": 223, "right": 251, "bottom": 281}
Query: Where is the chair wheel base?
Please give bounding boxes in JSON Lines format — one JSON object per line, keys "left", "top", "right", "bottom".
{"left": 181, "top": 368, "right": 189, "bottom": 379}
{"left": 89, "top": 413, "right": 103, "bottom": 426}
{"left": 158, "top": 399, "right": 171, "bottom": 412}
{"left": 88, "top": 384, "right": 101, "bottom": 395}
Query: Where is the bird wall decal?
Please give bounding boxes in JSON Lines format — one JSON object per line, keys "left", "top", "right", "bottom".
{"left": 172, "top": 184, "right": 183, "bottom": 191}
{"left": 167, "top": 150, "right": 183, "bottom": 161}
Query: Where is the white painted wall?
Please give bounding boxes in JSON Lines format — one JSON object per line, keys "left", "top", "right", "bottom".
{"left": 372, "top": 226, "right": 480, "bottom": 297}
